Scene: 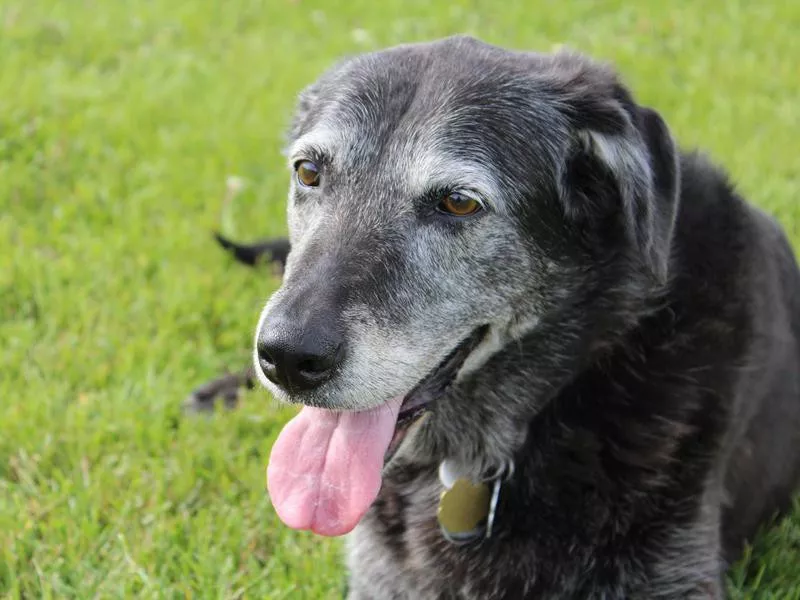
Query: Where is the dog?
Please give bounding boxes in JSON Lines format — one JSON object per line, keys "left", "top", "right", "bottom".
{"left": 189, "top": 36, "right": 800, "bottom": 598}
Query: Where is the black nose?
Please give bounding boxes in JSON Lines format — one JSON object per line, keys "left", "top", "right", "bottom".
{"left": 256, "top": 320, "right": 345, "bottom": 392}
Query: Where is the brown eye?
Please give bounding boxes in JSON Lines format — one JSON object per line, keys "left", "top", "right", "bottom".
{"left": 295, "top": 160, "right": 321, "bottom": 187}
{"left": 437, "top": 192, "right": 482, "bottom": 217}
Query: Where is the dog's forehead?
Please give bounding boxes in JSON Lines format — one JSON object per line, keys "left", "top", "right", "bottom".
{"left": 288, "top": 38, "right": 572, "bottom": 202}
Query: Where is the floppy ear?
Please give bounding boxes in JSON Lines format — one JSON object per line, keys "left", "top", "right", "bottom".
{"left": 561, "top": 87, "right": 681, "bottom": 284}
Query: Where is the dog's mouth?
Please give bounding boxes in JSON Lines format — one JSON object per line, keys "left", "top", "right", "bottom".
{"left": 385, "top": 325, "right": 490, "bottom": 464}
{"left": 265, "top": 325, "right": 489, "bottom": 538}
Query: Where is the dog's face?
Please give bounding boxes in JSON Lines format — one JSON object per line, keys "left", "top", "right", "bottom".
{"left": 255, "top": 36, "right": 679, "bottom": 419}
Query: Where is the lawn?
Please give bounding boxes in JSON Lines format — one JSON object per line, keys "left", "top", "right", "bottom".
{"left": 1, "top": 0, "right": 798, "bottom": 597}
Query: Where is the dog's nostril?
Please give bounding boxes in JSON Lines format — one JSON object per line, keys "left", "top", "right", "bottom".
{"left": 297, "top": 358, "right": 324, "bottom": 375}
{"left": 256, "top": 341, "right": 277, "bottom": 368}
{"left": 296, "top": 344, "right": 343, "bottom": 376}
{"left": 259, "top": 355, "right": 276, "bottom": 372}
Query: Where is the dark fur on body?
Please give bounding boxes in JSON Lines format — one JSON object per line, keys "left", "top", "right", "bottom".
{"left": 189, "top": 37, "right": 800, "bottom": 598}
{"left": 355, "top": 155, "right": 800, "bottom": 599}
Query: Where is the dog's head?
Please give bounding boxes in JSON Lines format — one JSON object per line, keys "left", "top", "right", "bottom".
{"left": 258, "top": 36, "right": 681, "bottom": 536}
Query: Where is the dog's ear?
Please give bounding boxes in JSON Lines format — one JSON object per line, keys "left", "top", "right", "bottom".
{"left": 561, "top": 82, "right": 680, "bottom": 284}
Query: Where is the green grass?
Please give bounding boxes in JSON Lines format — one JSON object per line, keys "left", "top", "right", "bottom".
{"left": 1, "top": 0, "right": 798, "bottom": 597}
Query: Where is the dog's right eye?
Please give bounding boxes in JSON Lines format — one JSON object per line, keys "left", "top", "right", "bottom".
{"left": 295, "top": 160, "right": 321, "bottom": 188}
{"left": 436, "top": 192, "right": 483, "bottom": 217}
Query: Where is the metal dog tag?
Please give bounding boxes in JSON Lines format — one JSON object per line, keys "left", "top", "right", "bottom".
{"left": 437, "top": 478, "right": 491, "bottom": 543}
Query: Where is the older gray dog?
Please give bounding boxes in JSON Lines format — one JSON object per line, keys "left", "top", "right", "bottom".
{"left": 195, "top": 36, "right": 800, "bottom": 598}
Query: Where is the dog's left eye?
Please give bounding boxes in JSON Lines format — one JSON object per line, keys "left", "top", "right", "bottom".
{"left": 295, "top": 160, "right": 321, "bottom": 188}
{"left": 436, "top": 192, "right": 483, "bottom": 217}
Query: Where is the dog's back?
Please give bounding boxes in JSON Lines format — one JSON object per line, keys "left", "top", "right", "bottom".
{"left": 644, "top": 150, "right": 800, "bottom": 562}
{"left": 707, "top": 163, "right": 800, "bottom": 559}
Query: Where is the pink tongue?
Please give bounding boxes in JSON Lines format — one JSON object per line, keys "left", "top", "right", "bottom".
{"left": 266, "top": 397, "right": 403, "bottom": 536}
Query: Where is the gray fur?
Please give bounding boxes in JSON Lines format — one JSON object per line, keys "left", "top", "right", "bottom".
{"left": 245, "top": 36, "right": 800, "bottom": 598}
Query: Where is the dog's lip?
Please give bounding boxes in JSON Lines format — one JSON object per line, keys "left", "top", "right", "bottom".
{"left": 384, "top": 325, "right": 489, "bottom": 463}
{"left": 400, "top": 325, "right": 490, "bottom": 415}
